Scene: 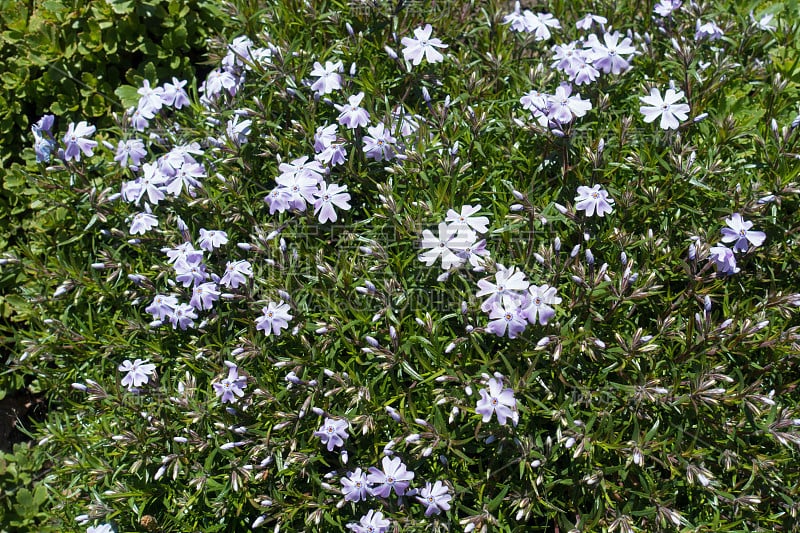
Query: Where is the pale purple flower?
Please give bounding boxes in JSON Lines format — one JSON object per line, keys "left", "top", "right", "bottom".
{"left": 145, "top": 294, "right": 178, "bottom": 321}
{"left": 341, "top": 468, "right": 372, "bottom": 502}
{"left": 720, "top": 213, "right": 766, "bottom": 252}
{"left": 316, "top": 143, "right": 347, "bottom": 166}
{"left": 314, "top": 417, "right": 349, "bottom": 451}
{"left": 200, "top": 69, "right": 239, "bottom": 99}
{"left": 576, "top": 13, "right": 607, "bottom": 30}
{"left": 585, "top": 31, "right": 636, "bottom": 75}
{"left": 255, "top": 300, "right": 293, "bottom": 336}
{"left": 160, "top": 77, "right": 190, "bottom": 108}
{"left": 337, "top": 92, "right": 371, "bottom": 129}
{"left": 198, "top": 229, "right": 229, "bottom": 252}
{"left": 456, "top": 234, "right": 491, "bottom": 271}
{"left": 362, "top": 123, "right": 396, "bottom": 162}
{"left": 367, "top": 456, "right": 415, "bottom": 498}
{"left": 265, "top": 186, "right": 292, "bottom": 214}
{"left": 522, "top": 284, "right": 562, "bottom": 325}
{"left": 174, "top": 258, "right": 207, "bottom": 287}
{"left": 654, "top": 0, "right": 681, "bottom": 17}
{"left": 503, "top": 2, "right": 529, "bottom": 32}
{"left": 486, "top": 295, "right": 528, "bottom": 339}
{"left": 278, "top": 155, "right": 325, "bottom": 184}
{"left": 475, "top": 376, "right": 518, "bottom": 426}
{"left": 226, "top": 115, "right": 252, "bottom": 146}
{"left": 695, "top": 20, "right": 724, "bottom": 41}
{"left": 119, "top": 358, "right": 156, "bottom": 390}
{"left": 310, "top": 60, "right": 344, "bottom": 95}
{"left": 137, "top": 80, "right": 164, "bottom": 116}
{"left": 401, "top": 24, "right": 448, "bottom": 66}
{"left": 213, "top": 365, "right": 247, "bottom": 404}
{"left": 446, "top": 204, "right": 490, "bottom": 234}
{"left": 165, "top": 160, "right": 206, "bottom": 196}
{"left": 275, "top": 173, "right": 317, "bottom": 211}
{"left": 547, "top": 83, "right": 592, "bottom": 125}
{"left": 709, "top": 244, "right": 740, "bottom": 275}
{"left": 189, "top": 282, "right": 220, "bottom": 311}
{"left": 639, "top": 87, "right": 690, "bottom": 130}
{"left": 476, "top": 264, "right": 529, "bottom": 312}
{"left": 523, "top": 12, "right": 561, "bottom": 40}
{"left": 417, "top": 480, "right": 452, "bottom": 516}
{"left": 114, "top": 139, "right": 147, "bottom": 169}
{"left": 222, "top": 35, "right": 255, "bottom": 70}
{"left": 570, "top": 55, "right": 601, "bottom": 86}
{"left": 347, "top": 510, "right": 391, "bottom": 533}
{"left": 86, "top": 525, "right": 114, "bottom": 533}
{"left": 314, "top": 123, "right": 339, "bottom": 152}
{"left": 135, "top": 162, "right": 167, "bottom": 205}
{"left": 129, "top": 212, "right": 159, "bottom": 235}
{"left": 314, "top": 182, "right": 351, "bottom": 223}
{"left": 220, "top": 260, "right": 252, "bottom": 289}
{"left": 129, "top": 105, "right": 152, "bottom": 132}
{"left": 62, "top": 121, "right": 97, "bottom": 162}
{"left": 164, "top": 242, "right": 203, "bottom": 265}
{"left": 169, "top": 303, "right": 197, "bottom": 330}
{"left": 575, "top": 184, "right": 614, "bottom": 217}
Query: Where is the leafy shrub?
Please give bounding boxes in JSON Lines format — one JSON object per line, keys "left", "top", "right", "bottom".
{"left": 4, "top": 0, "right": 800, "bottom": 531}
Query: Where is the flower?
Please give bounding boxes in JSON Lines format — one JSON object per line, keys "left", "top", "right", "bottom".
{"left": 226, "top": 115, "right": 252, "bottom": 146}
{"left": 341, "top": 468, "right": 372, "bottom": 502}
{"left": 522, "top": 11, "right": 561, "bottom": 41}
{"left": 314, "top": 417, "right": 349, "bottom": 451}
{"left": 346, "top": 510, "right": 391, "bottom": 533}
{"left": 476, "top": 264, "right": 529, "bottom": 312}
{"left": 169, "top": 303, "right": 197, "bottom": 330}
{"left": 145, "top": 294, "right": 178, "bottom": 321}
{"left": 62, "top": 121, "right": 97, "bottom": 162}
{"left": 709, "top": 244, "right": 740, "bottom": 275}
{"left": 314, "top": 182, "right": 351, "bottom": 223}
{"left": 367, "top": 456, "right": 415, "bottom": 498}
{"left": 654, "top": 0, "right": 681, "bottom": 17}
{"left": 255, "top": 300, "right": 293, "bottom": 336}
{"left": 362, "top": 123, "right": 397, "bottom": 162}
{"left": 114, "top": 139, "right": 147, "bottom": 169}
{"left": 639, "top": 87, "right": 690, "bottom": 130}
{"left": 119, "top": 358, "right": 156, "bottom": 390}
{"left": 445, "top": 204, "right": 490, "bottom": 234}
{"left": 129, "top": 212, "right": 159, "bottom": 235}
{"left": 310, "top": 60, "right": 343, "bottom": 95}
{"left": 522, "top": 284, "right": 562, "bottom": 325}
{"left": 417, "top": 480, "right": 452, "bottom": 516}
{"left": 198, "top": 229, "right": 229, "bottom": 252}
{"left": 213, "top": 364, "right": 247, "bottom": 404}
{"left": 160, "top": 77, "right": 190, "bottom": 108}
{"left": 87, "top": 525, "right": 114, "bottom": 533}
{"left": 695, "top": 20, "right": 724, "bottom": 41}
{"left": 475, "top": 376, "right": 518, "bottom": 426}
{"left": 189, "top": 282, "right": 220, "bottom": 311}
{"left": 220, "top": 260, "right": 252, "bottom": 289}
{"left": 337, "top": 92, "right": 370, "bottom": 129}
{"left": 574, "top": 184, "right": 614, "bottom": 217}
{"left": 137, "top": 80, "right": 164, "bottom": 116}
{"left": 576, "top": 13, "right": 607, "bottom": 30}
{"left": 546, "top": 83, "right": 592, "bottom": 124}
{"left": 720, "top": 213, "right": 766, "bottom": 252}
{"left": 401, "top": 24, "right": 448, "bottom": 66}
{"left": 486, "top": 295, "right": 528, "bottom": 339}
{"left": 584, "top": 31, "right": 636, "bottom": 75}
{"left": 418, "top": 222, "right": 473, "bottom": 270}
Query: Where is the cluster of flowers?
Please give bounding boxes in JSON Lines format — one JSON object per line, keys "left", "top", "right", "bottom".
{"left": 129, "top": 77, "right": 190, "bottom": 132}
{"left": 418, "top": 205, "right": 491, "bottom": 271}
{"left": 31, "top": 114, "right": 98, "bottom": 164}
{"left": 707, "top": 213, "right": 766, "bottom": 275}
{"left": 198, "top": 35, "right": 273, "bottom": 104}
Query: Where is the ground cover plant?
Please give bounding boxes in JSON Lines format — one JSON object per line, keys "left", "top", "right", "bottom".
{"left": 2, "top": 0, "right": 800, "bottom": 531}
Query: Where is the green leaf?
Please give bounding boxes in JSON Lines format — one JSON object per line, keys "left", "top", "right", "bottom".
{"left": 114, "top": 84, "right": 140, "bottom": 108}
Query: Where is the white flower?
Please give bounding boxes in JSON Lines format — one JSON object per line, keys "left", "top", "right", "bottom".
{"left": 401, "top": 24, "right": 448, "bottom": 66}
{"left": 118, "top": 358, "right": 156, "bottom": 390}
{"left": 639, "top": 87, "right": 690, "bottom": 130}
{"left": 419, "top": 222, "right": 474, "bottom": 270}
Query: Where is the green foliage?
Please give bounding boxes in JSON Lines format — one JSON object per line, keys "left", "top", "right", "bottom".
{"left": 0, "top": 443, "right": 52, "bottom": 532}
{"left": 2, "top": 0, "right": 800, "bottom": 531}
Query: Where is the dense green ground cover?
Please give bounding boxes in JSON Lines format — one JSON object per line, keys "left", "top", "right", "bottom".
{"left": 2, "top": 0, "right": 800, "bottom": 531}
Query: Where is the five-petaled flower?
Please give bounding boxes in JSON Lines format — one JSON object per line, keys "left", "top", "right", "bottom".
{"left": 346, "top": 509, "right": 391, "bottom": 533}
{"left": 119, "top": 358, "right": 156, "bottom": 390}
{"left": 341, "top": 468, "right": 372, "bottom": 502}
{"left": 314, "top": 417, "right": 349, "bottom": 451}
{"left": 213, "top": 364, "right": 248, "bottom": 404}
{"left": 575, "top": 184, "right": 615, "bottom": 217}
{"left": 367, "top": 456, "right": 415, "bottom": 498}
{"left": 720, "top": 213, "right": 766, "bottom": 252}
{"left": 255, "top": 300, "right": 293, "bottom": 336}
{"left": 523, "top": 284, "right": 562, "bottom": 325}
{"left": 639, "top": 87, "right": 690, "bottom": 130}
{"left": 63, "top": 121, "right": 97, "bottom": 162}
{"left": 417, "top": 480, "right": 452, "bottom": 516}
{"left": 475, "top": 376, "right": 518, "bottom": 426}
{"left": 401, "top": 24, "right": 448, "bottom": 66}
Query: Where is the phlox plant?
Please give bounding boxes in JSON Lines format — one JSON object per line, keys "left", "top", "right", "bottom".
{"left": 3, "top": 0, "right": 800, "bottom": 532}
